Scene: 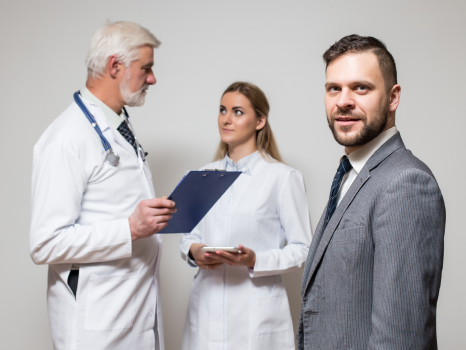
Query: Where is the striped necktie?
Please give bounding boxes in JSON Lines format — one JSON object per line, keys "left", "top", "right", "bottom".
{"left": 322, "top": 156, "right": 352, "bottom": 232}
{"left": 117, "top": 120, "right": 138, "bottom": 155}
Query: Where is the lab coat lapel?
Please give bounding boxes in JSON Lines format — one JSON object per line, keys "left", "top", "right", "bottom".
{"left": 78, "top": 98, "right": 154, "bottom": 204}
{"left": 124, "top": 116, "right": 155, "bottom": 196}
{"left": 80, "top": 101, "right": 121, "bottom": 156}
{"left": 80, "top": 96, "right": 136, "bottom": 157}
{"left": 230, "top": 154, "right": 268, "bottom": 213}
{"left": 80, "top": 98, "right": 111, "bottom": 135}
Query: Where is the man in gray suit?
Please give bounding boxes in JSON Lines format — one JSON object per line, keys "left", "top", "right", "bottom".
{"left": 298, "top": 35, "right": 445, "bottom": 350}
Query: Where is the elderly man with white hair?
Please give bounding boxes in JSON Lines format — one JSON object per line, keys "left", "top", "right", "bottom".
{"left": 30, "top": 21, "right": 175, "bottom": 349}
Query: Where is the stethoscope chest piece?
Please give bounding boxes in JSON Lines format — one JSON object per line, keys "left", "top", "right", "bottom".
{"left": 105, "top": 149, "right": 120, "bottom": 166}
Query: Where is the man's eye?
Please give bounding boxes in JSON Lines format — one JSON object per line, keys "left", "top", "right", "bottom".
{"left": 328, "top": 86, "right": 340, "bottom": 92}
{"left": 356, "top": 85, "right": 367, "bottom": 91}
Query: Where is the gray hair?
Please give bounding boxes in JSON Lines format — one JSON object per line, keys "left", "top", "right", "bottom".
{"left": 85, "top": 21, "right": 161, "bottom": 79}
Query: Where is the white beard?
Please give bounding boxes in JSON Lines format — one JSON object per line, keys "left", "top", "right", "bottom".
{"left": 119, "top": 71, "right": 149, "bottom": 107}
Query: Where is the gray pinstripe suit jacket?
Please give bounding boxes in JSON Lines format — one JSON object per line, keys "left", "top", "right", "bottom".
{"left": 297, "top": 133, "right": 445, "bottom": 350}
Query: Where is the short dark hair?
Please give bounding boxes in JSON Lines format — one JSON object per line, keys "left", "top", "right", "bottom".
{"left": 323, "top": 34, "right": 397, "bottom": 91}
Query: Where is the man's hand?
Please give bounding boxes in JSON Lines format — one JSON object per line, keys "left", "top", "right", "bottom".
{"left": 128, "top": 197, "right": 176, "bottom": 241}
{"left": 206, "top": 244, "right": 256, "bottom": 269}
{"left": 190, "top": 243, "right": 224, "bottom": 270}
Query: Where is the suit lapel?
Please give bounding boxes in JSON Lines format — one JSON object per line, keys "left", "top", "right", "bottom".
{"left": 302, "top": 133, "right": 406, "bottom": 295}
{"left": 301, "top": 209, "right": 326, "bottom": 293}
{"left": 365, "top": 132, "right": 405, "bottom": 171}
{"left": 303, "top": 168, "right": 371, "bottom": 294}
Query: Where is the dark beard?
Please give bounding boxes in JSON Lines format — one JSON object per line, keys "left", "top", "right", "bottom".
{"left": 327, "top": 101, "right": 389, "bottom": 148}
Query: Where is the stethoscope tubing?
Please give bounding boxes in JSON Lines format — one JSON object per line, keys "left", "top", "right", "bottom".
{"left": 73, "top": 91, "right": 112, "bottom": 152}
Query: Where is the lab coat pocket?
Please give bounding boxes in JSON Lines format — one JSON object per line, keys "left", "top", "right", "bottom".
{"left": 84, "top": 271, "right": 140, "bottom": 331}
{"left": 250, "top": 280, "right": 293, "bottom": 336}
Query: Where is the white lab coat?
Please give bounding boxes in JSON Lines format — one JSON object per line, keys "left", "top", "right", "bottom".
{"left": 30, "top": 96, "right": 164, "bottom": 350}
{"left": 180, "top": 153, "right": 312, "bottom": 350}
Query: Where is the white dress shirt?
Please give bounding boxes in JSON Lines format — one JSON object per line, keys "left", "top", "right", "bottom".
{"left": 225, "top": 150, "right": 258, "bottom": 172}
{"left": 337, "top": 126, "right": 399, "bottom": 206}
{"left": 80, "top": 87, "right": 125, "bottom": 129}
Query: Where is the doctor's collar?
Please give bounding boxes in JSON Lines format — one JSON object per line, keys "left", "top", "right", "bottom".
{"left": 225, "top": 151, "right": 259, "bottom": 175}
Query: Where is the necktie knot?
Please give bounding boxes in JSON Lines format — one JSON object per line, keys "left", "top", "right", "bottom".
{"left": 339, "top": 156, "right": 352, "bottom": 177}
{"left": 323, "top": 156, "right": 353, "bottom": 231}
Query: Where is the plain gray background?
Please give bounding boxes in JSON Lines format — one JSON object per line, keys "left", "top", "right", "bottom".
{"left": 1, "top": 0, "right": 465, "bottom": 349}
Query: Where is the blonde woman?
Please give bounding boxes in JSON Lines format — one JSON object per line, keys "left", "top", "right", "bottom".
{"left": 180, "top": 82, "right": 312, "bottom": 350}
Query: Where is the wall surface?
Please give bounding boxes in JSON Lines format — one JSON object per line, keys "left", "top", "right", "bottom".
{"left": 0, "top": 0, "right": 465, "bottom": 349}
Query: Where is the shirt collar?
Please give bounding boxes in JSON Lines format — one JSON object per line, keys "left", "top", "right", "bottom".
{"left": 346, "top": 126, "right": 399, "bottom": 174}
{"left": 80, "top": 87, "right": 125, "bottom": 130}
{"left": 225, "top": 151, "right": 260, "bottom": 175}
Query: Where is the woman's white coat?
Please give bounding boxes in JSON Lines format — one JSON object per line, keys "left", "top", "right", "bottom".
{"left": 29, "top": 97, "right": 164, "bottom": 350}
{"left": 180, "top": 152, "right": 312, "bottom": 350}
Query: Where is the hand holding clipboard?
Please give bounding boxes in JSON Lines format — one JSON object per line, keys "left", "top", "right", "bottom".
{"left": 158, "top": 170, "right": 242, "bottom": 234}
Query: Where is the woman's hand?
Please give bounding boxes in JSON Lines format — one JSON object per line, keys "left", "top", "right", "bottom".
{"left": 206, "top": 245, "right": 256, "bottom": 269}
{"left": 189, "top": 243, "right": 224, "bottom": 270}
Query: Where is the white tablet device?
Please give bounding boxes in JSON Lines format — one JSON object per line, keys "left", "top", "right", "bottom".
{"left": 201, "top": 247, "right": 239, "bottom": 253}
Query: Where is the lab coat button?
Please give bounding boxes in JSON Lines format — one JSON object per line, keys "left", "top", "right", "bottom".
{"left": 149, "top": 309, "right": 154, "bottom": 317}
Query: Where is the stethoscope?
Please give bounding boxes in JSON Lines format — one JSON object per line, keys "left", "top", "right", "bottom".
{"left": 73, "top": 91, "right": 147, "bottom": 166}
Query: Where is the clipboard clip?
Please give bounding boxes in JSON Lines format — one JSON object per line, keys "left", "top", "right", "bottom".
{"left": 203, "top": 169, "right": 228, "bottom": 178}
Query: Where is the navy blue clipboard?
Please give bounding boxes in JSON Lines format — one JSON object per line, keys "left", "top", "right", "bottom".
{"left": 158, "top": 170, "right": 242, "bottom": 234}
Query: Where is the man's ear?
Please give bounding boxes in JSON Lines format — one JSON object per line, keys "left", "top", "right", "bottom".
{"left": 256, "top": 116, "right": 267, "bottom": 131}
{"left": 107, "top": 55, "right": 121, "bottom": 79}
{"left": 388, "top": 84, "right": 401, "bottom": 113}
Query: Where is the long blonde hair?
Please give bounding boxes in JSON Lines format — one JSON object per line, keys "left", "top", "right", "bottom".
{"left": 214, "top": 82, "right": 282, "bottom": 162}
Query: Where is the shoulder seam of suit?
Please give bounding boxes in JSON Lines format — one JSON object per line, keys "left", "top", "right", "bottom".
{"left": 381, "top": 167, "right": 439, "bottom": 195}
